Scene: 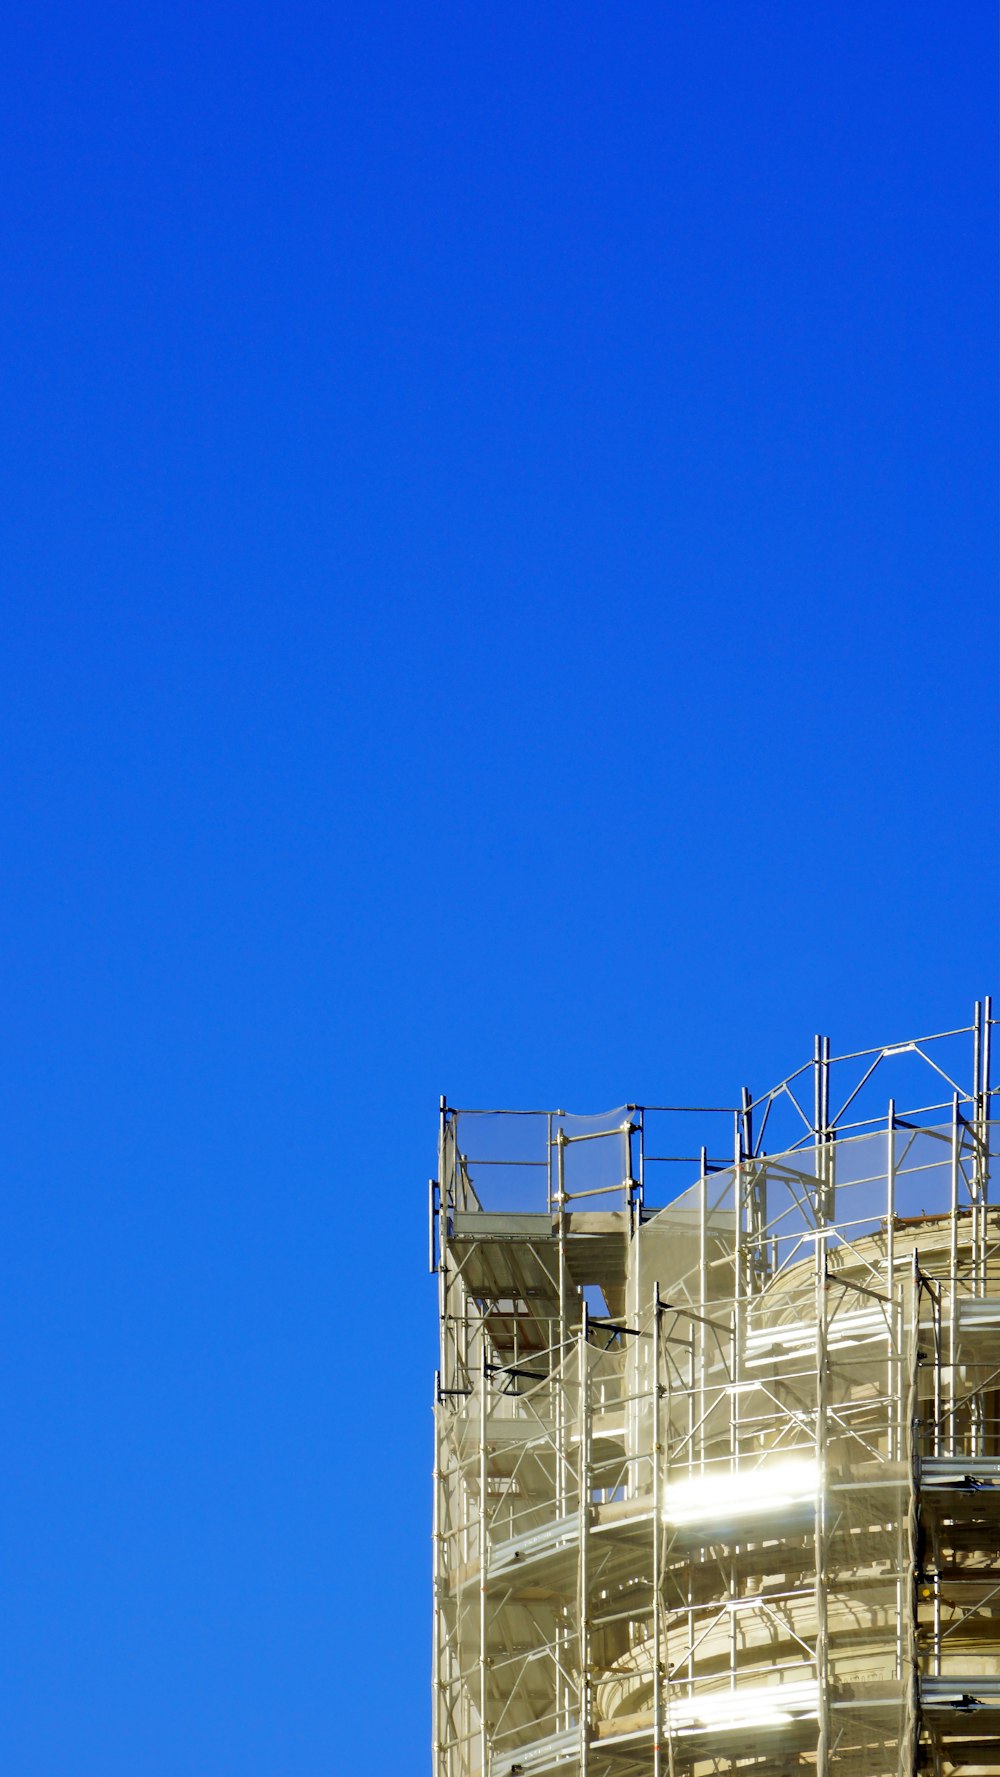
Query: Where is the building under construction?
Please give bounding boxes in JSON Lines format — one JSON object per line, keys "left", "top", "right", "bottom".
{"left": 431, "top": 1006, "right": 999, "bottom": 1777}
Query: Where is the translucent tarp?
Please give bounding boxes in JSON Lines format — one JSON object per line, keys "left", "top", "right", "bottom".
{"left": 444, "top": 1106, "right": 637, "bottom": 1215}
{"left": 435, "top": 1122, "right": 998, "bottom": 1777}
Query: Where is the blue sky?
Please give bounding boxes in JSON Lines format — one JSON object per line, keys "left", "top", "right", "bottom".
{"left": 0, "top": 4, "right": 996, "bottom": 1773}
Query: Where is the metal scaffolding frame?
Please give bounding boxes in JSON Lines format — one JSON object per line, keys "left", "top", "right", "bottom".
{"left": 431, "top": 1002, "right": 1000, "bottom": 1777}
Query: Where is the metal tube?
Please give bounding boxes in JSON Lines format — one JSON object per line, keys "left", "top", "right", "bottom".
{"left": 814, "top": 1226, "right": 829, "bottom": 1777}
{"left": 949, "top": 1093, "right": 960, "bottom": 1457}
{"left": 741, "top": 1085, "right": 752, "bottom": 1160}
{"left": 432, "top": 1371, "right": 441, "bottom": 1777}
{"left": 698, "top": 1147, "right": 707, "bottom": 1474}
{"left": 429, "top": 1178, "right": 439, "bottom": 1275}
{"left": 981, "top": 995, "right": 993, "bottom": 1252}
{"left": 823, "top": 1034, "right": 831, "bottom": 1135}
{"left": 905, "top": 1250, "right": 921, "bottom": 1767}
{"left": 478, "top": 1347, "right": 488, "bottom": 1777}
{"left": 652, "top": 1286, "right": 662, "bottom": 1777}
{"left": 578, "top": 1306, "right": 590, "bottom": 1777}
{"left": 932, "top": 1269, "right": 942, "bottom": 1461}
{"left": 887, "top": 1099, "right": 897, "bottom": 1458}
{"left": 556, "top": 1130, "right": 567, "bottom": 1517}
{"left": 732, "top": 1150, "right": 742, "bottom": 1481}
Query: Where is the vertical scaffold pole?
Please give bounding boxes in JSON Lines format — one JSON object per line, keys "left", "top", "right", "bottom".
{"left": 815, "top": 1218, "right": 830, "bottom": 1776}
{"left": 906, "top": 1250, "right": 922, "bottom": 1769}
{"left": 652, "top": 1284, "right": 663, "bottom": 1777}
{"left": 971, "top": 1008, "right": 986, "bottom": 1453}
{"left": 981, "top": 998, "right": 993, "bottom": 1339}
{"left": 981, "top": 994, "right": 993, "bottom": 1229}
{"left": 887, "top": 1099, "right": 897, "bottom": 1459}
{"left": 984, "top": 994, "right": 993, "bottom": 1137}
{"left": 731, "top": 1112, "right": 743, "bottom": 1485}
{"left": 814, "top": 1020, "right": 835, "bottom": 1766}
{"left": 742, "top": 1086, "right": 763, "bottom": 1294}
{"left": 435, "top": 1103, "right": 448, "bottom": 1777}
{"left": 578, "top": 1304, "right": 590, "bottom": 1777}
{"left": 823, "top": 1034, "right": 831, "bottom": 1141}
{"left": 698, "top": 1147, "right": 707, "bottom": 1474}
{"left": 478, "top": 1346, "right": 488, "bottom": 1777}
{"left": 555, "top": 1124, "right": 568, "bottom": 1740}
{"left": 948, "top": 1093, "right": 960, "bottom": 1458}
{"left": 556, "top": 1128, "right": 567, "bottom": 1518}
{"left": 972, "top": 1004, "right": 984, "bottom": 1304}
{"left": 432, "top": 1372, "right": 442, "bottom": 1777}
{"left": 438, "top": 1101, "right": 451, "bottom": 1397}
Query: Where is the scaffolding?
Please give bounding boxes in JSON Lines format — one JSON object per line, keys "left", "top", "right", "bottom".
{"left": 431, "top": 1003, "right": 1000, "bottom": 1776}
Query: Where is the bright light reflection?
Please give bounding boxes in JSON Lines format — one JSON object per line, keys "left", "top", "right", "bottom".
{"left": 663, "top": 1456, "right": 818, "bottom": 1527}
{"left": 667, "top": 1680, "right": 817, "bottom": 1734}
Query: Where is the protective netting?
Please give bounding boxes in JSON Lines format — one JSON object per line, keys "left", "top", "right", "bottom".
{"left": 443, "top": 1106, "right": 638, "bottom": 1217}
{"left": 433, "top": 1122, "right": 999, "bottom": 1777}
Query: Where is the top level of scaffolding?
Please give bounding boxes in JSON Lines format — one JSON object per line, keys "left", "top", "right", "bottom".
{"left": 433, "top": 1002, "right": 996, "bottom": 1228}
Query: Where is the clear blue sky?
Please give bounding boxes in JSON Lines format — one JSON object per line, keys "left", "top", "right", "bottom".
{"left": 0, "top": 4, "right": 996, "bottom": 1772}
